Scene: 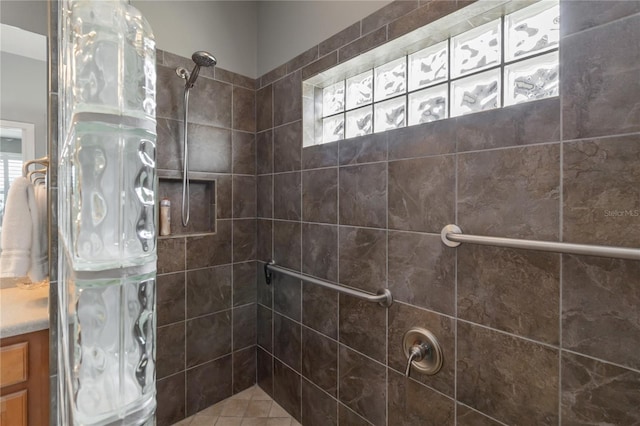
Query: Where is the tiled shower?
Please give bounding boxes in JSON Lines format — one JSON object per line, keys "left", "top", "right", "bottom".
{"left": 153, "top": 1, "right": 640, "bottom": 425}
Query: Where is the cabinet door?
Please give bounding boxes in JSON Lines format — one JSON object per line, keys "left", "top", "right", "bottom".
{"left": 1, "top": 390, "right": 27, "bottom": 426}
{"left": 0, "top": 343, "right": 29, "bottom": 387}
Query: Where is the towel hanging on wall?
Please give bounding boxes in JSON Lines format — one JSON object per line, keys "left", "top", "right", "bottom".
{"left": 0, "top": 176, "right": 48, "bottom": 281}
{"left": 0, "top": 176, "right": 34, "bottom": 278}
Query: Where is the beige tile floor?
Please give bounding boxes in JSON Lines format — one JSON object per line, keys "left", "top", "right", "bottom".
{"left": 172, "top": 385, "right": 302, "bottom": 426}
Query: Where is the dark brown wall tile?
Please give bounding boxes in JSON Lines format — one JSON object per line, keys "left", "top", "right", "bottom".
{"left": 456, "top": 405, "right": 503, "bottom": 426}
{"left": 186, "top": 355, "right": 233, "bottom": 416}
{"left": 273, "top": 71, "right": 302, "bottom": 126}
{"left": 339, "top": 163, "right": 387, "bottom": 228}
{"left": 387, "top": 117, "right": 455, "bottom": 161}
{"left": 233, "top": 219, "right": 257, "bottom": 262}
{"left": 162, "top": 51, "right": 199, "bottom": 74}
{"left": 256, "top": 85, "right": 273, "bottom": 132}
{"left": 561, "top": 0, "right": 640, "bottom": 37}
{"left": 274, "top": 359, "right": 302, "bottom": 421}
{"left": 232, "top": 131, "right": 256, "bottom": 175}
{"left": 216, "top": 174, "right": 233, "bottom": 219}
{"left": 261, "top": 64, "right": 287, "bottom": 87}
{"left": 562, "top": 14, "right": 640, "bottom": 139}
{"left": 286, "top": 46, "right": 319, "bottom": 74}
{"left": 388, "top": 155, "right": 455, "bottom": 232}
{"left": 274, "top": 172, "right": 301, "bottom": 220}
{"left": 458, "top": 144, "right": 560, "bottom": 240}
{"left": 157, "top": 272, "right": 185, "bottom": 326}
{"left": 157, "top": 373, "right": 186, "bottom": 426}
{"left": 319, "top": 22, "right": 360, "bottom": 56}
{"left": 302, "top": 52, "right": 339, "bottom": 80}
{"left": 274, "top": 120, "right": 302, "bottom": 173}
{"left": 186, "top": 265, "right": 232, "bottom": 318}
{"left": 458, "top": 245, "right": 560, "bottom": 344}
{"left": 338, "top": 226, "right": 386, "bottom": 293}
{"left": 388, "top": 231, "right": 455, "bottom": 315}
{"left": 302, "top": 284, "right": 338, "bottom": 339}
{"left": 561, "top": 351, "right": 640, "bottom": 426}
{"left": 157, "top": 323, "right": 185, "bottom": 379}
{"left": 233, "top": 346, "right": 257, "bottom": 394}
{"left": 338, "top": 404, "right": 371, "bottom": 426}
{"left": 388, "top": 302, "right": 455, "bottom": 397}
{"left": 158, "top": 238, "right": 185, "bottom": 274}
{"left": 233, "top": 175, "right": 256, "bottom": 219}
{"left": 273, "top": 273, "right": 302, "bottom": 321}
{"left": 362, "top": 1, "right": 418, "bottom": 35}
{"left": 257, "top": 175, "right": 273, "bottom": 219}
{"left": 257, "top": 130, "right": 273, "bottom": 175}
{"left": 233, "top": 303, "right": 257, "bottom": 350}
{"left": 186, "top": 78, "right": 232, "bottom": 128}
{"left": 257, "top": 305, "right": 273, "bottom": 352}
{"left": 563, "top": 136, "right": 640, "bottom": 247}
{"left": 186, "top": 220, "right": 232, "bottom": 269}
{"left": 456, "top": 98, "right": 560, "bottom": 152}
{"left": 157, "top": 65, "right": 188, "bottom": 121}
{"left": 185, "top": 124, "right": 232, "bottom": 174}
{"left": 387, "top": 0, "right": 460, "bottom": 40}
{"left": 273, "top": 220, "right": 301, "bottom": 271}
{"left": 257, "top": 220, "right": 273, "bottom": 261}
{"left": 339, "top": 132, "right": 387, "bottom": 166}
{"left": 302, "top": 168, "right": 338, "bottom": 224}
{"left": 302, "top": 142, "right": 338, "bottom": 170}
{"left": 233, "top": 261, "right": 257, "bottom": 307}
{"left": 339, "top": 26, "right": 387, "bottom": 63}
{"left": 339, "top": 295, "right": 386, "bottom": 364}
{"left": 339, "top": 346, "right": 386, "bottom": 426}
{"left": 257, "top": 347, "right": 274, "bottom": 397}
{"left": 387, "top": 369, "right": 454, "bottom": 426}
{"left": 232, "top": 86, "right": 256, "bottom": 132}
{"left": 257, "top": 262, "right": 272, "bottom": 307}
{"left": 156, "top": 118, "right": 182, "bottom": 171}
{"left": 215, "top": 67, "right": 256, "bottom": 90}
{"left": 457, "top": 322, "right": 559, "bottom": 425}
{"left": 563, "top": 254, "right": 640, "bottom": 370}
{"left": 186, "top": 310, "right": 232, "bottom": 367}
{"left": 301, "top": 379, "right": 337, "bottom": 426}
{"left": 302, "top": 223, "right": 338, "bottom": 281}
{"left": 302, "top": 327, "right": 338, "bottom": 397}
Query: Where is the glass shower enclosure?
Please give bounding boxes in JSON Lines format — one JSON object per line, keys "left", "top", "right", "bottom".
{"left": 57, "top": 0, "right": 158, "bottom": 424}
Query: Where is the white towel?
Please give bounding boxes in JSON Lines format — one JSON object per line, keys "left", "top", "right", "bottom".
{"left": 29, "top": 181, "right": 48, "bottom": 282}
{"left": 0, "top": 177, "right": 33, "bottom": 278}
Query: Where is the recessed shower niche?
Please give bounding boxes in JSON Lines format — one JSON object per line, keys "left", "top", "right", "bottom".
{"left": 158, "top": 171, "right": 216, "bottom": 236}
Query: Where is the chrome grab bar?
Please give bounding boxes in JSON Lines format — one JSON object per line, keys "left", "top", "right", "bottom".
{"left": 263, "top": 260, "right": 393, "bottom": 307}
{"left": 441, "top": 224, "right": 640, "bottom": 261}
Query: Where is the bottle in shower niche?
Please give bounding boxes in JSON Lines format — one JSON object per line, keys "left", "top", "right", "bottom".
{"left": 160, "top": 198, "right": 171, "bottom": 236}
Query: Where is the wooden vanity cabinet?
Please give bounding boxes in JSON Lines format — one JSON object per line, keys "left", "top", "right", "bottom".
{"left": 0, "top": 330, "right": 49, "bottom": 426}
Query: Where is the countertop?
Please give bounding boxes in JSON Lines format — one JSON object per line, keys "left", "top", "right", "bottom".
{"left": 0, "top": 284, "right": 50, "bottom": 339}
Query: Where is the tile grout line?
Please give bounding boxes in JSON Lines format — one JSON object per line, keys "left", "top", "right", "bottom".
{"left": 558, "top": 94, "right": 564, "bottom": 424}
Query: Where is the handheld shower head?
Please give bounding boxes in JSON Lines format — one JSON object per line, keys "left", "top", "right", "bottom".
{"left": 185, "top": 51, "right": 217, "bottom": 89}
{"left": 192, "top": 51, "right": 217, "bottom": 67}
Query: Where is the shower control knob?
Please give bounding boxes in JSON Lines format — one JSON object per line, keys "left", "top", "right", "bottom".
{"left": 403, "top": 327, "right": 443, "bottom": 377}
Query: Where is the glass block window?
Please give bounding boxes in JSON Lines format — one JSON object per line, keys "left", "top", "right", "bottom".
{"left": 314, "top": 0, "right": 559, "bottom": 144}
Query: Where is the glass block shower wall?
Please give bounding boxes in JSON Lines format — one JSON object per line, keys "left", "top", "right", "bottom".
{"left": 57, "top": 0, "right": 158, "bottom": 424}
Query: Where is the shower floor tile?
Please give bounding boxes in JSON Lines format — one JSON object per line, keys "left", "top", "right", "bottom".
{"left": 172, "top": 385, "right": 301, "bottom": 426}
